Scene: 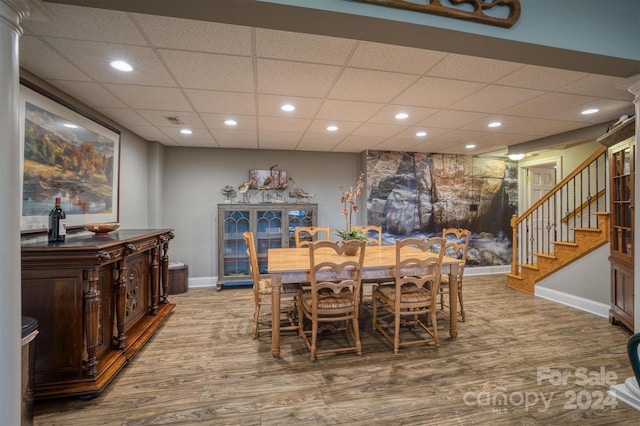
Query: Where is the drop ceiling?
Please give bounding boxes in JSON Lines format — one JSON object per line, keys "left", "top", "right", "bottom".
{"left": 18, "top": 1, "right": 637, "bottom": 156}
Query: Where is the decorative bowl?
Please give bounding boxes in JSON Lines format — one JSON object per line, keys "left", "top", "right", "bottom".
{"left": 83, "top": 222, "right": 120, "bottom": 236}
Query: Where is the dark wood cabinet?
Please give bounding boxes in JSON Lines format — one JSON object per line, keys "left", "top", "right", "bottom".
{"left": 599, "top": 117, "right": 635, "bottom": 332}
{"left": 21, "top": 229, "right": 174, "bottom": 399}
{"left": 217, "top": 203, "right": 317, "bottom": 288}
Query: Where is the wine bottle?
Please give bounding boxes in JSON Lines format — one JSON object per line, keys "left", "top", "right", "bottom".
{"left": 48, "top": 197, "right": 67, "bottom": 243}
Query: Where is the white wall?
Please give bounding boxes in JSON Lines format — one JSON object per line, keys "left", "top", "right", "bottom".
{"left": 161, "top": 147, "right": 362, "bottom": 279}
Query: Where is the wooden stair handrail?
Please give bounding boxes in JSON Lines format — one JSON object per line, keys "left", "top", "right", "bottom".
{"left": 513, "top": 145, "right": 607, "bottom": 228}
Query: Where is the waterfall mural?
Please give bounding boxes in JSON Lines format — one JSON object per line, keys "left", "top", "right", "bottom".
{"left": 366, "top": 151, "right": 519, "bottom": 267}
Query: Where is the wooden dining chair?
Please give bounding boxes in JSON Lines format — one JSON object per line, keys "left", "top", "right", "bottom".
{"left": 439, "top": 228, "right": 471, "bottom": 321}
{"left": 294, "top": 226, "right": 331, "bottom": 248}
{"left": 350, "top": 225, "right": 382, "bottom": 246}
{"left": 243, "top": 231, "right": 298, "bottom": 339}
{"left": 297, "top": 239, "right": 366, "bottom": 361}
{"left": 371, "top": 237, "right": 445, "bottom": 354}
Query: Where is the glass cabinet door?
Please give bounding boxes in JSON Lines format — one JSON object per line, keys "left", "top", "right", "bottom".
{"left": 256, "top": 209, "right": 283, "bottom": 274}
{"left": 286, "top": 208, "right": 316, "bottom": 247}
{"left": 221, "top": 210, "right": 250, "bottom": 277}
{"left": 611, "top": 143, "right": 634, "bottom": 259}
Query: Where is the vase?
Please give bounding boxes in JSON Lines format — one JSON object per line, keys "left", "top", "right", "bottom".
{"left": 343, "top": 244, "right": 359, "bottom": 256}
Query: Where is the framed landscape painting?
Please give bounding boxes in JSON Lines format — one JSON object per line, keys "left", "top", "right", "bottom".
{"left": 19, "top": 82, "right": 121, "bottom": 233}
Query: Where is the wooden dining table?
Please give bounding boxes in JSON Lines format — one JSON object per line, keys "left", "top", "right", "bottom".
{"left": 267, "top": 244, "right": 462, "bottom": 358}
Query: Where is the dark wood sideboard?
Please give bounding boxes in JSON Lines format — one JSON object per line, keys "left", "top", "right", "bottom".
{"left": 21, "top": 229, "right": 175, "bottom": 399}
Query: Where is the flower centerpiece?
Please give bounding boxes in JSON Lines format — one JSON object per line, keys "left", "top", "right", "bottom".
{"left": 336, "top": 172, "right": 367, "bottom": 242}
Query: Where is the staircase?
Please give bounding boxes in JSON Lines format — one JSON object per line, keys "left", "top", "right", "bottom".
{"left": 506, "top": 146, "right": 609, "bottom": 294}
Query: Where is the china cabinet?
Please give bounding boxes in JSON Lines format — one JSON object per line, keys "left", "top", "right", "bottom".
{"left": 598, "top": 117, "right": 635, "bottom": 331}
{"left": 217, "top": 203, "right": 317, "bottom": 288}
{"left": 21, "top": 229, "right": 174, "bottom": 399}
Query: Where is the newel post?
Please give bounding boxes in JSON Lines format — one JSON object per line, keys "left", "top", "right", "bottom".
{"left": 511, "top": 214, "right": 518, "bottom": 275}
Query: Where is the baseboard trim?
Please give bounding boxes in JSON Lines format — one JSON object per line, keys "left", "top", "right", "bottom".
{"left": 535, "top": 286, "right": 609, "bottom": 318}
{"left": 187, "top": 276, "right": 218, "bottom": 289}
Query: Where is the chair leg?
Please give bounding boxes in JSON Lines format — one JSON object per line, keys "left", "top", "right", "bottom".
{"left": 458, "top": 289, "right": 465, "bottom": 322}
{"left": 353, "top": 317, "right": 362, "bottom": 356}
{"left": 430, "top": 309, "right": 440, "bottom": 346}
{"left": 393, "top": 312, "right": 401, "bottom": 355}
{"left": 310, "top": 321, "right": 318, "bottom": 361}
{"left": 252, "top": 303, "right": 260, "bottom": 339}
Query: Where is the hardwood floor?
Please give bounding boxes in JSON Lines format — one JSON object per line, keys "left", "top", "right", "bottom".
{"left": 33, "top": 274, "right": 640, "bottom": 425}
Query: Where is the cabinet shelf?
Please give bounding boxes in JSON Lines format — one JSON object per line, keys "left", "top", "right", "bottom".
{"left": 218, "top": 203, "right": 317, "bottom": 288}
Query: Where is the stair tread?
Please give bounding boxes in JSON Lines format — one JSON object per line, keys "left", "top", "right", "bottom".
{"left": 520, "top": 263, "right": 539, "bottom": 270}
{"left": 572, "top": 227, "right": 602, "bottom": 233}
{"left": 534, "top": 253, "right": 557, "bottom": 259}
{"left": 551, "top": 241, "right": 578, "bottom": 247}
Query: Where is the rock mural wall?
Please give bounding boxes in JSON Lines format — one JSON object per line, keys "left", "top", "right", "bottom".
{"left": 366, "top": 151, "right": 518, "bottom": 267}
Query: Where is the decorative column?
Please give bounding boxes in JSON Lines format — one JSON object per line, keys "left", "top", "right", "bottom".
{"left": 0, "top": 1, "right": 30, "bottom": 424}
{"left": 609, "top": 73, "right": 640, "bottom": 411}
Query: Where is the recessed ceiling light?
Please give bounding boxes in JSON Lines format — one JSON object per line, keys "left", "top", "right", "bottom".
{"left": 508, "top": 153, "right": 525, "bottom": 161}
{"left": 581, "top": 108, "right": 599, "bottom": 115}
{"left": 327, "top": 125, "right": 338, "bottom": 132}
{"left": 416, "top": 131, "right": 427, "bottom": 137}
{"left": 395, "top": 112, "right": 409, "bottom": 120}
{"left": 488, "top": 121, "right": 502, "bottom": 128}
{"left": 465, "top": 144, "right": 476, "bottom": 149}
{"left": 110, "top": 60, "right": 133, "bottom": 72}
{"left": 224, "top": 119, "right": 237, "bottom": 126}
{"left": 63, "top": 123, "right": 78, "bottom": 129}
{"left": 180, "top": 129, "right": 192, "bottom": 135}
{"left": 281, "top": 104, "right": 295, "bottom": 112}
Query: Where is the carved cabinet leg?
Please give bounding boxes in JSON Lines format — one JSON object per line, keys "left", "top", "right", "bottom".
{"left": 149, "top": 246, "right": 159, "bottom": 315}
{"left": 160, "top": 240, "right": 169, "bottom": 303}
{"left": 84, "top": 268, "right": 99, "bottom": 377}
{"left": 114, "top": 259, "right": 127, "bottom": 349}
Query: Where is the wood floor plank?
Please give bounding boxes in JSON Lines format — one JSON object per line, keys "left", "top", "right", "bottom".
{"left": 33, "top": 274, "right": 640, "bottom": 425}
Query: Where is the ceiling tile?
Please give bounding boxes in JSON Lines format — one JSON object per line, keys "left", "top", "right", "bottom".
{"left": 352, "top": 123, "right": 405, "bottom": 137}
{"left": 47, "top": 81, "right": 129, "bottom": 109}
{"left": 133, "top": 14, "right": 253, "bottom": 55}
{"left": 558, "top": 74, "right": 633, "bottom": 100}
{"left": 348, "top": 41, "right": 447, "bottom": 74}
{"left": 505, "top": 119, "right": 584, "bottom": 136}
{"left": 99, "top": 108, "right": 151, "bottom": 127}
{"left": 200, "top": 113, "right": 257, "bottom": 130}
{"left": 553, "top": 99, "right": 635, "bottom": 123}
{"left": 159, "top": 50, "right": 254, "bottom": 92}
{"left": 450, "top": 85, "right": 543, "bottom": 113}
{"left": 418, "top": 110, "right": 488, "bottom": 129}
{"left": 305, "top": 120, "right": 362, "bottom": 135}
{"left": 45, "top": 38, "right": 176, "bottom": 86}
{"left": 329, "top": 68, "right": 417, "bottom": 103}
{"left": 158, "top": 126, "right": 216, "bottom": 146}
{"left": 297, "top": 133, "right": 346, "bottom": 151}
{"left": 185, "top": 90, "right": 256, "bottom": 115}
{"left": 505, "top": 92, "right": 596, "bottom": 119}
{"left": 332, "top": 134, "right": 388, "bottom": 152}
{"left": 124, "top": 125, "right": 175, "bottom": 144}
{"left": 427, "top": 53, "right": 524, "bottom": 83}
{"left": 22, "top": 3, "right": 147, "bottom": 45}
{"left": 368, "top": 105, "right": 439, "bottom": 125}
{"left": 210, "top": 128, "right": 258, "bottom": 149}
{"left": 259, "top": 116, "right": 311, "bottom": 132}
{"left": 315, "top": 100, "right": 383, "bottom": 122}
{"left": 257, "top": 95, "right": 323, "bottom": 118}
{"left": 103, "top": 85, "right": 193, "bottom": 111}
{"left": 256, "top": 28, "right": 356, "bottom": 64}
{"left": 495, "top": 65, "right": 589, "bottom": 90}
{"left": 136, "top": 110, "right": 206, "bottom": 128}
{"left": 394, "top": 77, "right": 486, "bottom": 108}
{"left": 257, "top": 59, "right": 342, "bottom": 97}
{"left": 20, "top": 36, "right": 91, "bottom": 82}
{"left": 461, "top": 114, "right": 531, "bottom": 132}
{"left": 258, "top": 130, "right": 304, "bottom": 149}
